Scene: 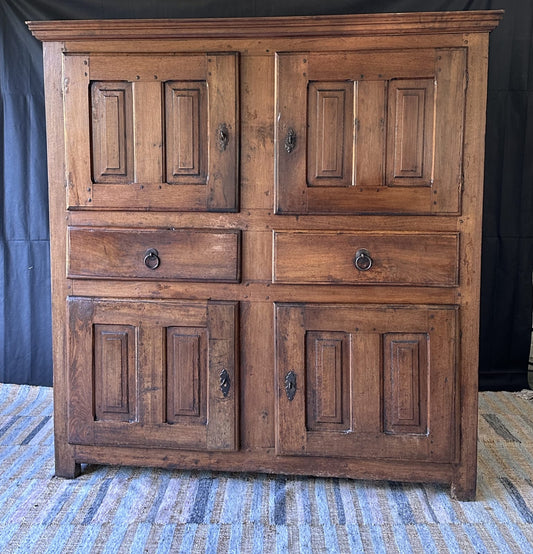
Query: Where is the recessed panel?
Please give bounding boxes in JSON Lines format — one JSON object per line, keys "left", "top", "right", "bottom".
{"left": 383, "top": 334, "right": 428, "bottom": 435}
{"left": 306, "top": 332, "right": 351, "bottom": 431}
{"left": 90, "top": 82, "right": 133, "bottom": 183}
{"left": 387, "top": 79, "right": 435, "bottom": 186}
{"left": 94, "top": 324, "right": 136, "bottom": 422}
{"left": 307, "top": 82, "right": 353, "bottom": 187}
{"left": 165, "top": 82, "right": 207, "bottom": 184}
{"left": 166, "top": 327, "right": 207, "bottom": 425}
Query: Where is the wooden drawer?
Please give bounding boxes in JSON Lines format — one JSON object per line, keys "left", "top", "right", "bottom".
{"left": 273, "top": 231, "right": 458, "bottom": 286}
{"left": 68, "top": 227, "right": 241, "bottom": 282}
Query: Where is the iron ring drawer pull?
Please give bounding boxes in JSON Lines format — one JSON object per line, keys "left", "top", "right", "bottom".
{"left": 143, "top": 248, "right": 160, "bottom": 270}
{"left": 354, "top": 249, "right": 373, "bottom": 271}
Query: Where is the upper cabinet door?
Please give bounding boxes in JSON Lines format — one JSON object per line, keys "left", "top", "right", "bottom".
{"left": 275, "top": 49, "right": 466, "bottom": 215}
{"left": 63, "top": 53, "right": 238, "bottom": 211}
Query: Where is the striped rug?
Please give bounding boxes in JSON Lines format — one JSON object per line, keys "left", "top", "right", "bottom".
{"left": 0, "top": 384, "right": 532, "bottom": 553}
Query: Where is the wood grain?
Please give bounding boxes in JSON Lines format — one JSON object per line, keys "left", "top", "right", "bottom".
{"left": 68, "top": 227, "right": 241, "bottom": 282}
{"left": 273, "top": 231, "right": 459, "bottom": 286}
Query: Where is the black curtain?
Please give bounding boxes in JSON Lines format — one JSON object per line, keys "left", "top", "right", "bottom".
{"left": 1, "top": 0, "right": 530, "bottom": 389}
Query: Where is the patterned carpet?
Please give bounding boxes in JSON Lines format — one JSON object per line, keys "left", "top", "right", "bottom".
{"left": 0, "top": 384, "right": 532, "bottom": 553}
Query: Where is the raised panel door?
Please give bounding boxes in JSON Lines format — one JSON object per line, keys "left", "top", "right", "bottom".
{"left": 64, "top": 53, "right": 238, "bottom": 211}
{"left": 275, "top": 303, "right": 457, "bottom": 462}
{"left": 67, "top": 298, "right": 239, "bottom": 451}
{"left": 275, "top": 48, "right": 466, "bottom": 214}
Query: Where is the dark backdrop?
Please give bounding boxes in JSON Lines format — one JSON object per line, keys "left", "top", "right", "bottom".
{"left": 1, "top": 0, "right": 531, "bottom": 389}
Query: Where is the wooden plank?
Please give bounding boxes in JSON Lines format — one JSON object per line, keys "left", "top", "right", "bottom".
{"left": 275, "top": 53, "right": 308, "bottom": 214}
{"left": 352, "top": 333, "right": 382, "bottom": 434}
{"left": 275, "top": 304, "right": 307, "bottom": 455}
{"left": 451, "top": 33, "right": 490, "bottom": 501}
{"left": 61, "top": 35, "right": 468, "bottom": 56}
{"left": 355, "top": 80, "right": 386, "bottom": 187}
{"left": 44, "top": 41, "right": 81, "bottom": 478}
{"left": 67, "top": 298, "right": 96, "bottom": 445}
{"left": 206, "top": 54, "right": 239, "bottom": 211}
{"left": 308, "top": 49, "right": 436, "bottom": 80}
{"left": 133, "top": 81, "right": 163, "bottom": 184}
{"left": 433, "top": 48, "right": 467, "bottom": 214}
{"left": 206, "top": 302, "right": 239, "bottom": 450}
{"left": 68, "top": 209, "right": 460, "bottom": 233}
{"left": 427, "top": 308, "right": 458, "bottom": 463}
{"left": 89, "top": 54, "right": 207, "bottom": 81}
{"left": 63, "top": 54, "right": 92, "bottom": 208}
{"left": 306, "top": 185, "right": 432, "bottom": 214}
{"left": 90, "top": 182, "right": 207, "bottom": 210}
{"left": 71, "top": 281, "right": 459, "bottom": 307}
{"left": 240, "top": 55, "right": 274, "bottom": 210}
{"left": 239, "top": 302, "right": 275, "bottom": 449}
{"left": 73, "top": 442, "right": 455, "bottom": 484}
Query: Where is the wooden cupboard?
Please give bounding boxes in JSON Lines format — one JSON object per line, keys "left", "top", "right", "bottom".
{"left": 28, "top": 10, "right": 502, "bottom": 500}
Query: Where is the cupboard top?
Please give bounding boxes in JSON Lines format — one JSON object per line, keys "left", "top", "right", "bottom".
{"left": 27, "top": 11, "right": 502, "bottom": 42}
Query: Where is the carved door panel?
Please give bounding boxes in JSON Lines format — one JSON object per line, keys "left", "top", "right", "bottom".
{"left": 63, "top": 53, "right": 238, "bottom": 211}
{"left": 275, "top": 303, "right": 457, "bottom": 462}
{"left": 275, "top": 48, "right": 466, "bottom": 214}
{"left": 67, "top": 298, "right": 238, "bottom": 451}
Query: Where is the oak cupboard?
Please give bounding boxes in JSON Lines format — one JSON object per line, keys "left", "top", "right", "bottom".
{"left": 28, "top": 10, "right": 502, "bottom": 500}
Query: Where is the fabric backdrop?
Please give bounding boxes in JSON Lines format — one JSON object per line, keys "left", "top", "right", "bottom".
{"left": 0, "top": 0, "right": 531, "bottom": 389}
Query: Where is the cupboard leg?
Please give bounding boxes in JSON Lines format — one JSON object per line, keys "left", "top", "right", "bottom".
{"left": 451, "top": 473, "right": 477, "bottom": 501}
{"left": 55, "top": 445, "right": 81, "bottom": 478}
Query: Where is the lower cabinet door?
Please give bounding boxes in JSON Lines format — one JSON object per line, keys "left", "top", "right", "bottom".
{"left": 275, "top": 303, "right": 457, "bottom": 463}
{"left": 67, "top": 297, "right": 238, "bottom": 451}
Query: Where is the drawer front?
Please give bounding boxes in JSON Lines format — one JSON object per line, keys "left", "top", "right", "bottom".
{"left": 68, "top": 227, "right": 241, "bottom": 282}
{"left": 273, "top": 231, "right": 458, "bottom": 286}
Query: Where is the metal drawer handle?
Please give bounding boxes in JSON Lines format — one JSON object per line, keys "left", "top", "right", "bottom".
{"left": 143, "top": 248, "right": 160, "bottom": 270}
{"left": 354, "top": 249, "right": 373, "bottom": 271}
